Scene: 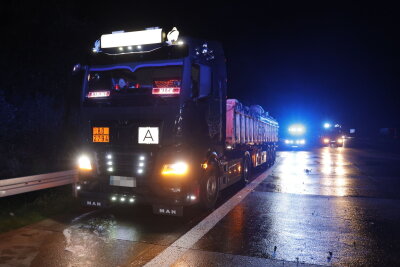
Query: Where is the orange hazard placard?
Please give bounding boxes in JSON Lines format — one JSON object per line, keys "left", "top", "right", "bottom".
{"left": 93, "top": 127, "right": 109, "bottom": 142}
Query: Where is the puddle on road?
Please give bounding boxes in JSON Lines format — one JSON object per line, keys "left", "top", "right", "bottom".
{"left": 83, "top": 216, "right": 117, "bottom": 239}
{"left": 63, "top": 214, "right": 117, "bottom": 259}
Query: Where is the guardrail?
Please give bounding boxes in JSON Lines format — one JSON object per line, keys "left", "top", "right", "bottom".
{"left": 0, "top": 170, "right": 78, "bottom": 198}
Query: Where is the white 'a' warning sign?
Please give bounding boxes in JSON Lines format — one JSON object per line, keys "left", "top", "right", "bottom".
{"left": 138, "top": 127, "right": 159, "bottom": 144}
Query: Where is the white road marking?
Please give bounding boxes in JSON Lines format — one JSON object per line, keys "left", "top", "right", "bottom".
{"left": 144, "top": 161, "right": 279, "bottom": 267}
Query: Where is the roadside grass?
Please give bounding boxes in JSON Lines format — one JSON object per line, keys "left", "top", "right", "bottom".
{"left": 0, "top": 185, "right": 80, "bottom": 233}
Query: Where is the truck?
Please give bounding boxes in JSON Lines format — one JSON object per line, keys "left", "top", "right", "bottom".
{"left": 281, "top": 123, "right": 307, "bottom": 149}
{"left": 321, "top": 124, "right": 344, "bottom": 147}
{"left": 74, "top": 27, "right": 279, "bottom": 216}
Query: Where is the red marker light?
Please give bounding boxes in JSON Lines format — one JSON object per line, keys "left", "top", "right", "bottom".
{"left": 87, "top": 91, "right": 110, "bottom": 98}
{"left": 152, "top": 88, "right": 180, "bottom": 95}
{"left": 152, "top": 79, "right": 181, "bottom": 95}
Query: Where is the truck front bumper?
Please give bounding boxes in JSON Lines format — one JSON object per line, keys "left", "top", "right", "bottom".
{"left": 75, "top": 176, "right": 201, "bottom": 214}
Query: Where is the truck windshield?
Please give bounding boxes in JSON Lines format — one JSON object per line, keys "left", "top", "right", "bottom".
{"left": 84, "top": 65, "right": 182, "bottom": 106}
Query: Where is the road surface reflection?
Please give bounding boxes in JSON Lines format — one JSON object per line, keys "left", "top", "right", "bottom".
{"left": 274, "top": 147, "right": 356, "bottom": 197}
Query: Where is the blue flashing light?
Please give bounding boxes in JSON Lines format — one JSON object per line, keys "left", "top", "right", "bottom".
{"left": 288, "top": 124, "right": 305, "bottom": 135}
{"left": 324, "top": 123, "right": 331, "bottom": 129}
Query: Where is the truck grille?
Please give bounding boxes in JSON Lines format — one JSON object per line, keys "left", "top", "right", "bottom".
{"left": 95, "top": 151, "right": 152, "bottom": 181}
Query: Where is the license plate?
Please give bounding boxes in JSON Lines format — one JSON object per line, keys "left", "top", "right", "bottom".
{"left": 93, "top": 127, "right": 109, "bottom": 143}
{"left": 138, "top": 127, "right": 159, "bottom": 144}
{"left": 152, "top": 205, "right": 183, "bottom": 216}
{"left": 110, "top": 176, "right": 136, "bottom": 187}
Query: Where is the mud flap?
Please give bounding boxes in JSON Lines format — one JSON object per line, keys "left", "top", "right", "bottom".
{"left": 152, "top": 205, "right": 183, "bottom": 216}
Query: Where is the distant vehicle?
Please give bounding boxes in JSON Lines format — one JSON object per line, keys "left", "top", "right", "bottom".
{"left": 321, "top": 124, "right": 344, "bottom": 147}
{"left": 73, "top": 27, "right": 279, "bottom": 216}
{"left": 281, "top": 124, "right": 307, "bottom": 148}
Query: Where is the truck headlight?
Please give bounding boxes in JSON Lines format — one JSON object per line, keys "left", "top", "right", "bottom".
{"left": 323, "top": 138, "right": 330, "bottom": 144}
{"left": 161, "top": 162, "right": 189, "bottom": 176}
{"left": 78, "top": 155, "right": 92, "bottom": 170}
{"left": 337, "top": 138, "right": 343, "bottom": 143}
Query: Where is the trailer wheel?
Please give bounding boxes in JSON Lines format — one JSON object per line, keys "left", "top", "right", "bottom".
{"left": 200, "top": 162, "right": 219, "bottom": 210}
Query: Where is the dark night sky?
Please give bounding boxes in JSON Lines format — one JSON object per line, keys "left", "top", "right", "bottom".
{"left": 2, "top": 1, "right": 399, "bottom": 134}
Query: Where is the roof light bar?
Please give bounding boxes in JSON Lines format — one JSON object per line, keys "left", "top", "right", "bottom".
{"left": 100, "top": 28, "right": 163, "bottom": 48}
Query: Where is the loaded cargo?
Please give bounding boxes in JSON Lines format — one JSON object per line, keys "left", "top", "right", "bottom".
{"left": 226, "top": 99, "right": 278, "bottom": 145}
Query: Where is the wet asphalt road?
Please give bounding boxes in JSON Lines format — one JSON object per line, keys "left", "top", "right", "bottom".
{"left": 1, "top": 147, "right": 400, "bottom": 266}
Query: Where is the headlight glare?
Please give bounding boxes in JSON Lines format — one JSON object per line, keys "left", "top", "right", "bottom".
{"left": 78, "top": 155, "right": 92, "bottom": 170}
{"left": 161, "top": 162, "right": 189, "bottom": 176}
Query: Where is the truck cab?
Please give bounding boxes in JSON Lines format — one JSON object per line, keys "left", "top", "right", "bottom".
{"left": 321, "top": 125, "right": 345, "bottom": 147}
{"left": 281, "top": 124, "right": 307, "bottom": 149}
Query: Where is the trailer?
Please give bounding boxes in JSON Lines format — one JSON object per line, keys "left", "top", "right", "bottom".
{"left": 73, "top": 27, "right": 278, "bottom": 215}
{"left": 226, "top": 99, "right": 278, "bottom": 167}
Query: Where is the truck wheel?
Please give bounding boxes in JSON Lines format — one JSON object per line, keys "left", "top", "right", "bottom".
{"left": 271, "top": 148, "right": 276, "bottom": 164}
{"left": 241, "top": 155, "right": 251, "bottom": 185}
{"left": 200, "top": 162, "right": 219, "bottom": 210}
{"left": 266, "top": 148, "right": 271, "bottom": 167}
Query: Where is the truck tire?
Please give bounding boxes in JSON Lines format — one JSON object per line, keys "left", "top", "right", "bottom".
{"left": 200, "top": 162, "right": 219, "bottom": 210}
{"left": 266, "top": 148, "right": 272, "bottom": 167}
{"left": 271, "top": 148, "right": 276, "bottom": 165}
{"left": 241, "top": 155, "right": 251, "bottom": 185}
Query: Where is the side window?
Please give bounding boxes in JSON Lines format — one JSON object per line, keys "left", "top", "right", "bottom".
{"left": 199, "top": 65, "right": 211, "bottom": 98}
{"left": 191, "top": 64, "right": 200, "bottom": 98}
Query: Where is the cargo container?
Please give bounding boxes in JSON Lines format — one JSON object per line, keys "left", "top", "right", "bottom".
{"left": 226, "top": 100, "right": 278, "bottom": 146}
